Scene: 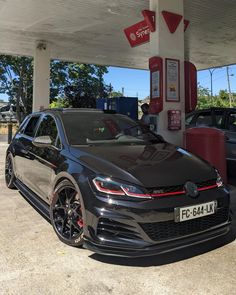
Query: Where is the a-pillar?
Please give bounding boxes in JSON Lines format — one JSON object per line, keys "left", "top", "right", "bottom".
{"left": 32, "top": 42, "right": 50, "bottom": 112}
{"left": 150, "top": 0, "right": 185, "bottom": 146}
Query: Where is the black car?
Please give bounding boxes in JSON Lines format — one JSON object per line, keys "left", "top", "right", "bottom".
{"left": 186, "top": 107, "right": 236, "bottom": 178}
{"left": 5, "top": 109, "right": 231, "bottom": 257}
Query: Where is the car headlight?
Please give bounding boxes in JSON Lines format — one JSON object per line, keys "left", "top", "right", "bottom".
{"left": 92, "top": 176, "right": 151, "bottom": 199}
{"left": 215, "top": 169, "right": 223, "bottom": 187}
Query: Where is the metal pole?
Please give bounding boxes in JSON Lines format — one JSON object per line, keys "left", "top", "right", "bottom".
{"left": 226, "top": 66, "right": 233, "bottom": 108}
{"left": 209, "top": 68, "right": 216, "bottom": 102}
{"left": 210, "top": 71, "right": 213, "bottom": 100}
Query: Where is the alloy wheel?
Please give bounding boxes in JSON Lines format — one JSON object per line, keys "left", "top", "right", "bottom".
{"left": 5, "top": 155, "right": 15, "bottom": 188}
{"left": 52, "top": 185, "right": 83, "bottom": 242}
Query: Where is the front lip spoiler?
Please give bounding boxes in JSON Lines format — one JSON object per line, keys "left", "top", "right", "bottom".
{"left": 83, "top": 223, "right": 231, "bottom": 258}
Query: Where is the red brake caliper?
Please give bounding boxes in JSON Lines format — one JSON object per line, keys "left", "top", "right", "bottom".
{"left": 77, "top": 218, "right": 83, "bottom": 228}
{"left": 77, "top": 208, "right": 84, "bottom": 227}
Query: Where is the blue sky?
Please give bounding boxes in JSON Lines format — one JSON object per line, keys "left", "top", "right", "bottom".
{"left": 104, "top": 65, "right": 236, "bottom": 100}
{"left": 197, "top": 65, "right": 236, "bottom": 94}
{"left": 104, "top": 67, "right": 150, "bottom": 99}
{"left": 1, "top": 64, "right": 235, "bottom": 102}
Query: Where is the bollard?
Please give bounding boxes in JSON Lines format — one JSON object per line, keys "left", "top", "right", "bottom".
{"left": 8, "top": 123, "right": 13, "bottom": 144}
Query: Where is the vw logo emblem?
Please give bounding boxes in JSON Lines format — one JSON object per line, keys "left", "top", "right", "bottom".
{"left": 184, "top": 181, "right": 199, "bottom": 198}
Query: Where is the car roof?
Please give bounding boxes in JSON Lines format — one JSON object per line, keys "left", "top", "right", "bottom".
{"left": 31, "top": 108, "right": 117, "bottom": 116}
{"left": 186, "top": 107, "right": 236, "bottom": 116}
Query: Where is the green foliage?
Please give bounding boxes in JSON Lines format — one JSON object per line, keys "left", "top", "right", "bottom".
{"left": 197, "top": 84, "right": 236, "bottom": 109}
{"left": 0, "top": 55, "right": 33, "bottom": 121}
{"left": 110, "top": 91, "right": 123, "bottom": 98}
{"left": 50, "top": 62, "right": 110, "bottom": 107}
{"left": 62, "top": 63, "right": 110, "bottom": 108}
{"left": 49, "top": 98, "right": 69, "bottom": 109}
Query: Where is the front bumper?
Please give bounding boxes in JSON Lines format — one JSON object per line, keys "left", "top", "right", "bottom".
{"left": 81, "top": 185, "right": 231, "bottom": 257}
{"left": 84, "top": 223, "right": 231, "bottom": 257}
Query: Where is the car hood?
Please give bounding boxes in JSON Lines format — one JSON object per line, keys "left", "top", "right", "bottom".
{"left": 69, "top": 143, "right": 216, "bottom": 188}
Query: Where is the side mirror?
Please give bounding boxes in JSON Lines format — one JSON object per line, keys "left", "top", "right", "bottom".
{"left": 32, "top": 135, "right": 52, "bottom": 148}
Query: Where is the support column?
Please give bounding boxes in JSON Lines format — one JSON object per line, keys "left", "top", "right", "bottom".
{"left": 33, "top": 42, "right": 50, "bottom": 112}
{"left": 150, "top": 0, "right": 185, "bottom": 146}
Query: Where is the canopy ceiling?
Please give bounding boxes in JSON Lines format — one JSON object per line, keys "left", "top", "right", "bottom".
{"left": 0, "top": 0, "right": 235, "bottom": 70}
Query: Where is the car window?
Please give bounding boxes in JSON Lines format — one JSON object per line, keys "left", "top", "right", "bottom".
{"left": 55, "top": 136, "right": 62, "bottom": 149}
{"left": 23, "top": 116, "right": 41, "bottom": 137}
{"left": 62, "top": 112, "right": 164, "bottom": 146}
{"left": 227, "top": 112, "right": 236, "bottom": 132}
{"left": 185, "top": 114, "right": 194, "bottom": 126}
{"left": 214, "top": 110, "right": 225, "bottom": 129}
{"left": 18, "top": 116, "right": 30, "bottom": 134}
{"left": 36, "top": 115, "right": 58, "bottom": 146}
{"left": 195, "top": 112, "right": 212, "bottom": 127}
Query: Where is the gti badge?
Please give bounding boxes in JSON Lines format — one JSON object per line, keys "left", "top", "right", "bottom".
{"left": 184, "top": 181, "right": 199, "bottom": 198}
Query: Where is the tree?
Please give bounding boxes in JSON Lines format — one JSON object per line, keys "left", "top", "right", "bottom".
{"left": 49, "top": 97, "right": 69, "bottom": 109}
{"left": 0, "top": 55, "right": 33, "bottom": 121}
{"left": 196, "top": 84, "right": 211, "bottom": 109}
{"left": 50, "top": 62, "right": 110, "bottom": 108}
{"left": 0, "top": 54, "right": 110, "bottom": 120}
{"left": 197, "top": 84, "right": 236, "bottom": 109}
{"left": 110, "top": 91, "right": 123, "bottom": 98}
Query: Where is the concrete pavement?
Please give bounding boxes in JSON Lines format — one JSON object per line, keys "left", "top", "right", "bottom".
{"left": 0, "top": 143, "right": 235, "bottom": 295}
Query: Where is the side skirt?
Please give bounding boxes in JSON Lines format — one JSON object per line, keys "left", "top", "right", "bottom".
{"left": 14, "top": 179, "right": 50, "bottom": 222}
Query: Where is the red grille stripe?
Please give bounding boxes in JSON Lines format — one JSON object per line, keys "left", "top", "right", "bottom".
{"left": 197, "top": 184, "right": 218, "bottom": 191}
{"left": 150, "top": 183, "right": 218, "bottom": 198}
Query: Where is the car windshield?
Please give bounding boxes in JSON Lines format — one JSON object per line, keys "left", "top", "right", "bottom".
{"left": 61, "top": 112, "right": 164, "bottom": 146}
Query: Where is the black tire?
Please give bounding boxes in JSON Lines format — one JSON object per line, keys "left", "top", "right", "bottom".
{"left": 5, "top": 154, "right": 16, "bottom": 189}
{"left": 50, "top": 180, "right": 84, "bottom": 247}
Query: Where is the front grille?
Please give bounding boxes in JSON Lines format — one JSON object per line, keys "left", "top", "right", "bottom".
{"left": 140, "top": 207, "right": 229, "bottom": 242}
{"left": 97, "top": 218, "right": 141, "bottom": 240}
{"left": 148, "top": 179, "right": 216, "bottom": 194}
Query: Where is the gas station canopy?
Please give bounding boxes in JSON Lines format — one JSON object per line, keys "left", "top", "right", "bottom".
{"left": 0, "top": 0, "right": 235, "bottom": 70}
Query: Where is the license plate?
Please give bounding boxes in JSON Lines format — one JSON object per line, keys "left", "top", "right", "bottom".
{"left": 175, "top": 201, "right": 217, "bottom": 222}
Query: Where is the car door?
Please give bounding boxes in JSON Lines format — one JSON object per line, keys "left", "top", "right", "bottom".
{"left": 225, "top": 111, "right": 236, "bottom": 169}
{"left": 13, "top": 114, "right": 41, "bottom": 188}
{"left": 30, "top": 114, "right": 62, "bottom": 202}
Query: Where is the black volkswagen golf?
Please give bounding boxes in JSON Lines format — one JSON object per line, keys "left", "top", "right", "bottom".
{"left": 5, "top": 109, "right": 231, "bottom": 257}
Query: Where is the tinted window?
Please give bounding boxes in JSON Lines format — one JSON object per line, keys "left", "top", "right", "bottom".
{"left": 23, "top": 116, "right": 40, "bottom": 137}
{"left": 185, "top": 114, "right": 194, "bottom": 126}
{"left": 227, "top": 112, "right": 236, "bottom": 131}
{"left": 36, "top": 115, "right": 58, "bottom": 145}
{"left": 195, "top": 112, "right": 212, "bottom": 127}
{"left": 214, "top": 110, "right": 225, "bottom": 129}
{"left": 62, "top": 112, "right": 164, "bottom": 145}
